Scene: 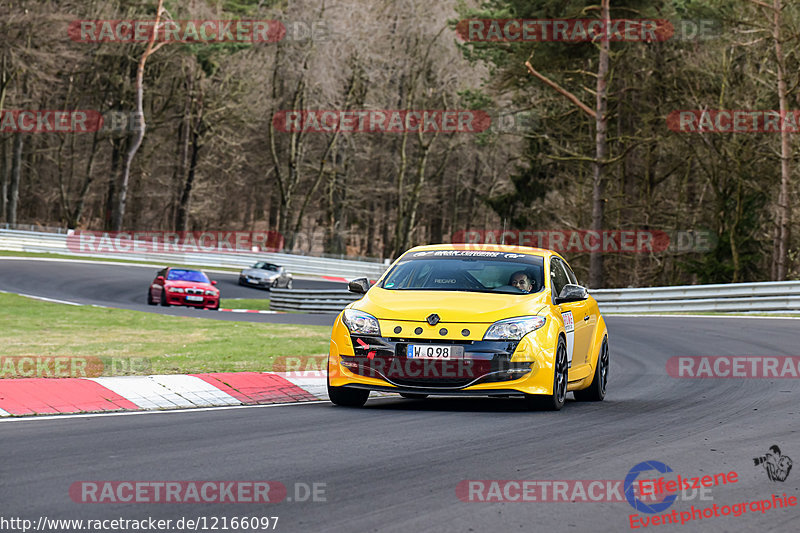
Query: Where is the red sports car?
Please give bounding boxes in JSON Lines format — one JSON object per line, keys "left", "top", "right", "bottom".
{"left": 147, "top": 267, "right": 220, "bottom": 310}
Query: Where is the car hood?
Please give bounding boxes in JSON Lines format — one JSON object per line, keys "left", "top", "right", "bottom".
{"left": 352, "top": 286, "right": 548, "bottom": 323}
{"left": 241, "top": 268, "right": 277, "bottom": 278}
{"left": 165, "top": 280, "right": 215, "bottom": 290}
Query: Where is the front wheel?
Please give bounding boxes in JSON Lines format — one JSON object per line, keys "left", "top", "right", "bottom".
{"left": 286, "top": 279, "right": 293, "bottom": 289}
{"left": 574, "top": 337, "right": 608, "bottom": 402}
{"left": 160, "top": 289, "right": 170, "bottom": 307}
{"left": 524, "top": 337, "right": 567, "bottom": 411}
{"left": 328, "top": 381, "right": 369, "bottom": 407}
{"left": 147, "top": 290, "right": 155, "bottom": 305}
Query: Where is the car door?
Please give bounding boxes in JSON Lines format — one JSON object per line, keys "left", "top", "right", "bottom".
{"left": 562, "top": 259, "right": 597, "bottom": 368}
{"left": 550, "top": 257, "right": 590, "bottom": 372}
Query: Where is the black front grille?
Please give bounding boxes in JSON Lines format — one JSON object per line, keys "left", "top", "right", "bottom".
{"left": 346, "top": 336, "right": 524, "bottom": 389}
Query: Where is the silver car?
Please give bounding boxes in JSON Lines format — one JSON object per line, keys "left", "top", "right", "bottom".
{"left": 238, "top": 261, "right": 293, "bottom": 289}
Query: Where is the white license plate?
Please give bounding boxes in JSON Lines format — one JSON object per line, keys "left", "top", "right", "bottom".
{"left": 186, "top": 295, "right": 204, "bottom": 302}
{"left": 406, "top": 345, "right": 460, "bottom": 359}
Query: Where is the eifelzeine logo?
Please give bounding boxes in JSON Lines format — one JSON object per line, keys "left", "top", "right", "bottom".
{"left": 753, "top": 445, "right": 793, "bottom": 482}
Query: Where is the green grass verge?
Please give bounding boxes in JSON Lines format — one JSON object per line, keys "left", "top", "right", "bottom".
{"left": 0, "top": 292, "right": 330, "bottom": 375}
{"left": 219, "top": 298, "right": 271, "bottom": 311}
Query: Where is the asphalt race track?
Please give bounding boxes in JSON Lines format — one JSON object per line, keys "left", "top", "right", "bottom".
{"left": 1, "top": 258, "right": 799, "bottom": 532}
{"left": 2, "top": 323, "right": 800, "bottom": 529}
{"left": 0, "top": 258, "right": 339, "bottom": 325}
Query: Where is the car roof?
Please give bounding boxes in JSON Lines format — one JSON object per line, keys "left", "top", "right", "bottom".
{"left": 402, "top": 243, "right": 563, "bottom": 261}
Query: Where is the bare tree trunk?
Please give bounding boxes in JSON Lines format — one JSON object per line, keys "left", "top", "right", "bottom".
{"left": 7, "top": 132, "right": 22, "bottom": 225}
{"left": 176, "top": 115, "right": 202, "bottom": 232}
{"left": 173, "top": 66, "right": 193, "bottom": 230}
{"left": 589, "top": 0, "right": 611, "bottom": 289}
{"left": 69, "top": 129, "right": 101, "bottom": 228}
{"left": 113, "top": 0, "right": 168, "bottom": 231}
{"left": 773, "top": 0, "right": 791, "bottom": 280}
{"left": 1, "top": 136, "right": 7, "bottom": 221}
{"left": 104, "top": 137, "right": 123, "bottom": 230}
{"left": 730, "top": 175, "right": 743, "bottom": 282}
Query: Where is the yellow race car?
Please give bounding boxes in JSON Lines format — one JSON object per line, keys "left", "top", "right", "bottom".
{"left": 327, "top": 244, "right": 609, "bottom": 410}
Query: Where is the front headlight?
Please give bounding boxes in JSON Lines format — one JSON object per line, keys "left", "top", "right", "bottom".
{"left": 205, "top": 290, "right": 217, "bottom": 296}
{"left": 342, "top": 309, "right": 381, "bottom": 335}
{"left": 483, "top": 316, "right": 546, "bottom": 340}
{"left": 167, "top": 287, "right": 185, "bottom": 293}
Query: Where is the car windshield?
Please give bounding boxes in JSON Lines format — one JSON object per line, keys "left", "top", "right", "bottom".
{"left": 253, "top": 262, "right": 279, "bottom": 271}
{"left": 166, "top": 269, "right": 210, "bottom": 283}
{"left": 381, "top": 250, "right": 545, "bottom": 294}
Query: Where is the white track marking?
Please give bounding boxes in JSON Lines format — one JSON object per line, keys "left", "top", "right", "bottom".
{"left": 87, "top": 375, "right": 238, "bottom": 410}
{"left": 0, "top": 400, "right": 331, "bottom": 422}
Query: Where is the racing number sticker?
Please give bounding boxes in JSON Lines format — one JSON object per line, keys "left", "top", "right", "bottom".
{"left": 561, "top": 311, "right": 575, "bottom": 367}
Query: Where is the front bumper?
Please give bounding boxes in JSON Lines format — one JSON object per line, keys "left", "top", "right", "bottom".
{"left": 329, "top": 328, "right": 557, "bottom": 396}
{"left": 164, "top": 293, "right": 219, "bottom": 308}
{"left": 339, "top": 336, "right": 536, "bottom": 389}
{"left": 239, "top": 275, "right": 273, "bottom": 287}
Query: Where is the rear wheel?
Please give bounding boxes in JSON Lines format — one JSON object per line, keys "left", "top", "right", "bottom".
{"left": 286, "top": 279, "right": 293, "bottom": 289}
{"left": 574, "top": 337, "right": 608, "bottom": 402}
{"left": 399, "top": 393, "right": 428, "bottom": 400}
{"left": 147, "top": 290, "right": 155, "bottom": 305}
{"left": 160, "top": 289, "right": 170, "bottom": 307}
{"left": 524, "top": 337, "right": 567, "bottom": 411}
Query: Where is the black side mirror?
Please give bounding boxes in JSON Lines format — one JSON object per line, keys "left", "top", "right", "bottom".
{"left": 348, "top": 278, "right": 370, "bottom": 294}
{"left": 555, "top": 284, "right": 588, "bottom": 305}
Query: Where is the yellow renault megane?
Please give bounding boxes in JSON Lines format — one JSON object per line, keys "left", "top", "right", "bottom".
{"left": 327, "top": 244, "right": 609, "bottom": 410}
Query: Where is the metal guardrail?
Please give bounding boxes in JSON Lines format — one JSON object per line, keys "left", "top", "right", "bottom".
{"left": 267, "top": 282, "right": 800, "bottom": 314}
{"left": 270, "top": 288, "right": 361, "bottom": 312}
{"left": 2, "top": 227, "right": 798, "bottom": 314}
{"left": 591, "top": 282, "right": 800, "bottom": 313}
{"left": 0, "top": 229, "right": 387, "bottom": 279}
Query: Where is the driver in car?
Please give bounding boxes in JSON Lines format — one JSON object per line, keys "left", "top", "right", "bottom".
{"left": 509, "top": 271, "right": 534, "bottom": 293}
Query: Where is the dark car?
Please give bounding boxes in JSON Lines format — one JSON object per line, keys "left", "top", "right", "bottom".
{"left": 238, "top": 261, "right": 293, "bottom": 289}
{"left": 147, "top": 267, "right": 220, "bottom": 310}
